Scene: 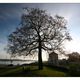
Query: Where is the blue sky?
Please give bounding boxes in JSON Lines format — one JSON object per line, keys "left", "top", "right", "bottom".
{"left": 0, "top": 3, "right": 80, "bottom": 59}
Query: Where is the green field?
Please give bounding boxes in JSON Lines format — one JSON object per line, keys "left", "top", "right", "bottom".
{"left": 0, "top": 65, "right": 68, "bottom": 77}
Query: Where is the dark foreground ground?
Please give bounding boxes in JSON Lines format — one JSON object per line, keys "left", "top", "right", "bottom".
{"left": 0, "top": 65, "right": 68, "bottom": 77}
{"left": 0, "top": 63, "right": 79, "bottom": 77}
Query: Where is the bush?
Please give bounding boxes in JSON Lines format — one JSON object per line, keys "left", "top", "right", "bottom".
{"left": 8, "top": 64, "right": 13, "bottom": 66}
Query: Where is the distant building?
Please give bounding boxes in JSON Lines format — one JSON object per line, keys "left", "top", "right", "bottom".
{"left": 48, "top": 52, "right": 58, "bottom": 65}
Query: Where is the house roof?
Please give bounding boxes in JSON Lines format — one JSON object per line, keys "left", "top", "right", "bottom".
{"left": 49, "top": 51, "right": 58, "bottom": 56}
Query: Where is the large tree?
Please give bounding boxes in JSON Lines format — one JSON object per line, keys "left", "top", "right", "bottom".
{"left": 7, "top": 8, "right": 71, "bottom": 70}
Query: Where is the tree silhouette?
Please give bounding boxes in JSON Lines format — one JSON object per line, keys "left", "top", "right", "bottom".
{"left": 7, "top": 8, "right": 71, "bottom": 70}
{"left": 68, "top": 52, "right": 80, "bottom": 62}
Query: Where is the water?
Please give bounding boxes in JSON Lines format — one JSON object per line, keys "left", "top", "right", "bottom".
{"left": 0, "top": 60, "right": 36, "bottom": 65}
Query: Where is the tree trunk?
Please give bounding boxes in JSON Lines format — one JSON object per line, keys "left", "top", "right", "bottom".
{"left": 38, "top": 36, "right": 43, "bottom": 70}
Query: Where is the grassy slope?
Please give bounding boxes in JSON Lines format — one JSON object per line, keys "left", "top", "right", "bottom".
{"left": 0, "top": 65, "right": 68, "bottom": 77}
{"left": 30, "top": 67, "right": 67, "bottom": 77}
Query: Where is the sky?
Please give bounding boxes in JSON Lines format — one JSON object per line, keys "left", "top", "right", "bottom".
{"left": 0, "top": 3, "right": 80, "bottom": 60}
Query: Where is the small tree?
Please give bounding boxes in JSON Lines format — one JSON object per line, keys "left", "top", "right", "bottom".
{"left": 68, "top": 52, "right": 80, "bottom": 62}
{"left": 7, "top": 8, "right": 71, "bottom": 70}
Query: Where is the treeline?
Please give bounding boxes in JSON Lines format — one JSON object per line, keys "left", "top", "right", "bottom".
{"left": 0, "top": 59, "right": 35, "bottom": 61}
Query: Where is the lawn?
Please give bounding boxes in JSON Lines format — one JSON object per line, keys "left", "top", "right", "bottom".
{"left": 0, "top": 65, "right": 68, "bottom": 77}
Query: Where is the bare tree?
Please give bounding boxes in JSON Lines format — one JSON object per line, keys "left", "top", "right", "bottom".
{"left": 7, "top": 8, "right": 71, "bottom": 70}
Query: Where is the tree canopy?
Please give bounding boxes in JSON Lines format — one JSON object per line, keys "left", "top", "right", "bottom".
{"left": 7, "top": 8, "right": 71, "bottom": 69}
{"left": 68, "top": 52, "right": 80, "bottom": 62}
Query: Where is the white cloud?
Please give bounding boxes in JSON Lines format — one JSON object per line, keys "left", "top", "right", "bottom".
{"left": 65, "top": 37, "right": 80, "bottom": 53}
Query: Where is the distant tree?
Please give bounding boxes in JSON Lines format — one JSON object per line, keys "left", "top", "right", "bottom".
{"left": 7, "top": 8, "right": 71, "bottom": 70}
{"left": 68, "top": 52, "right": 80, "bottom": 62}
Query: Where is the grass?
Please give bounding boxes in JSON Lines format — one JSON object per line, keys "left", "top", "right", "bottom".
{"left": 0, "top": 66, "right": 22, "bottom": 76}
{"left": 30, "top": 66, "right": 67, "bottom": 77}
{"left": 0, "top": 65, "right": 68, "bottom": 77}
